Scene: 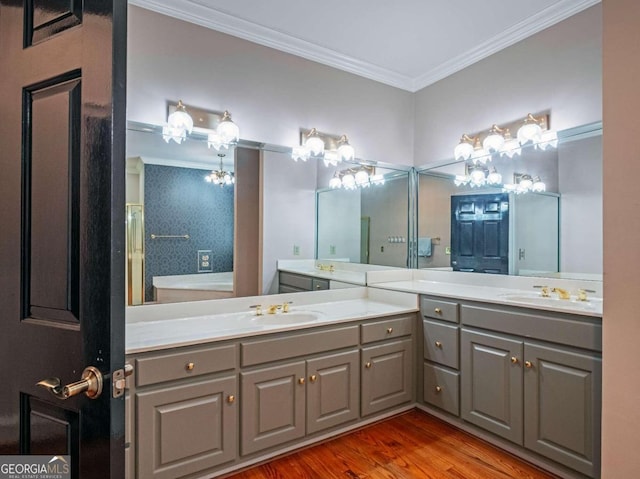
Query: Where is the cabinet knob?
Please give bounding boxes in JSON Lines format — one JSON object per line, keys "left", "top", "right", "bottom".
{"left": 365, "top": 362, "right": 372, "bottom": 369}
{"left": 435, "top": 386, "right": 442, "bottom": 393}
{"left": 185, "top": 362, "right": 195, "bottom": 371}
{"left": 511, "top": 356, "right": 518, "bottom": 364}
{"left": 525, "top": 361, "right": 533, "bottom": 369}
{"left": 298, "top": 377, "right": 305, "bottom": 385}
{"left": 316, "top": 284, "right": 322, "bottom": 290}
{"left": 435, "top": 341, "right": 442, "bottom": 348}
{"left": 227, "top": 395, "right": 235, "bottom": 404}
{"left": 434, "top": 307, "right": 442, "bottom": 315}
{"left": 386, "top": 327, "right": 393, "bottom": 334}
{"left": 309, "top": 374, "right": 317, "bottom": 383}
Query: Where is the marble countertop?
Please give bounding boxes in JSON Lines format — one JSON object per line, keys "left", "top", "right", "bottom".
{"left": 126, "top": 288, "right": 418, "bottom": 354}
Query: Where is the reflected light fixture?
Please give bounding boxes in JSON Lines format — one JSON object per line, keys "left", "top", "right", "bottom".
{"left": 163, "top": 100, "right": 193, "bottom": 144}
{"left": 337, "top": 135, "right": 355, "bottom": 162}
{"left": 292, "top": 128, "right": 356, "bottom": 165}
{"left": 205, "top": 154, "right": 235, "bottom": 187}
{"left": 328, "top": 165, "right": 381, "bottom": 189}
{"left": 305, "top": 128, "right": 325, "bottom": 156}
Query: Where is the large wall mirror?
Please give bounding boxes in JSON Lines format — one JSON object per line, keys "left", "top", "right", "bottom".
{"left": 417, "top": 122, "right": 602, "bottom": 280}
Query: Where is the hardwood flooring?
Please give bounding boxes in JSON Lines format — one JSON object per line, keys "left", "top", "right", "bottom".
{"left": 225, "top": 410, "right": 557, "bottom": 479}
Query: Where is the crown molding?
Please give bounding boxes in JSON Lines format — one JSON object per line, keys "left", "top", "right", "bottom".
{"left": 411, "top": 0, "right": 601, "bottom": 91}
{"left": 130, "top": 0, "right": 600, "bottom": 93}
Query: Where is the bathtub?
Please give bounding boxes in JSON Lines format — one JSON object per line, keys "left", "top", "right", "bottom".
{"left": 153, "top": 272, "right": 234, "bottom": 303}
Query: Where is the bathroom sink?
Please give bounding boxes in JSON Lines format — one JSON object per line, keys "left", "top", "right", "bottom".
{"left": 499, "top": 293, "right": 602, "bottom": 311}
{"left": 250, "top": 312, "right": 322, "bottom": 325}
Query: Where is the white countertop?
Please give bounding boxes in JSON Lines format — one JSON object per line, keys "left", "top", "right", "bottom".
{"left": 277, "top": 259, "right": 399, "bottom": 286}
{"left": 126, "top": 287, "right": 418, "bottom": 354}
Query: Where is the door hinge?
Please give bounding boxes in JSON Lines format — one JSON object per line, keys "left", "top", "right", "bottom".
{"left": 112, "top": 363, "right": 134, "bottom": 398}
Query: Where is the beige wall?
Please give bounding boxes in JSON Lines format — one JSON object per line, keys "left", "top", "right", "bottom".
{"left": 414, "top": 4, "right": 602, "bottom": 165}
{"left": 602, "top": 0, "right": 640, "bottom": 476}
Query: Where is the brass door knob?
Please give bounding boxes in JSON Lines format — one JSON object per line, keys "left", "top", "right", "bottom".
{"left": 298, "top": 377, "right": 305, "bottom": 385}
{"left": 434, "top": 307, "right": 442, "bottom": 315}
{"left": 525, "top": 361, "right": 533, "bottom": 369}
{"left": 309, "top": 375, "right": 317, "bottom": 383}
{"left": 386, "top": 327, "right": 393, "bottom": 334}
{"left": 37, "top": 366, "right": 103, "bottom": 400}
{"left": 435, "top": 341, "right": 442, "bottom": 348}
{"left": 227, "top": 395, "right": 235, "bottom": 404}
{"left": 186, "top": 362, "right": 195, "bottom": 371}
{"left": 365, "top": 362, "right": 372, "bottom": 369}
{"left": 511, "top": 357, "right": 518, "bottom": 364}
{"left": 435, "top": 386, "right": 442, "bottom": 393}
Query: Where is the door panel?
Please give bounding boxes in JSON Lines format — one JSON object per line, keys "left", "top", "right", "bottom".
{"left": 0, "top": 1, "right": 126, "bottom": 477}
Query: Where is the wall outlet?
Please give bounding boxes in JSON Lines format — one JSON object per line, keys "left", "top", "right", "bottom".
{"left": 445, "top": 246, "right": 451, "bottom": 255}
{"left": 198, "top": 250, "right": 213, "bottom": 272}
{"left": 293, "top": 245, "right": 300, "bottom": 256}
{"left": 329, "top": 245, "right": 336, "bottom": 255}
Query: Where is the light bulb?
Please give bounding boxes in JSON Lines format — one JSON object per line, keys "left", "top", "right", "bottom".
{"left": 483, "top": 126, "right": 505, "bottom": 154}
{"left": 517, "top": 115, "right": 542, "bottom": 145}
{"left": 337, "top": 135, "right": 354, "bottom": 162}
{"left": 216, "top": 111, "right": 240, "bottom": 145}
{"left": 305, "top": 128, "right": 325, "bottom": 156}
{"left": 167, "top": 100, "right": 194, "bottom": 135}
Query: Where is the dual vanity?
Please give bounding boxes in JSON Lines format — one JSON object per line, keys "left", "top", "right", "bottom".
{"left": 125, "top": 265, "right": 602, "bottom": 479}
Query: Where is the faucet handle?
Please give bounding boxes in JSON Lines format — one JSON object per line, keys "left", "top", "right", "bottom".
{"left": 577, "top": 289, "right": 597, "bottom": 301}
{"left": 282, "top": 301, "right": 292, "bottom": 313}
{"left": 533, "top": 285, "right": 550, "bottom": 297}
{"left": 249, "top": 304, "right": 263, "bottom": 316}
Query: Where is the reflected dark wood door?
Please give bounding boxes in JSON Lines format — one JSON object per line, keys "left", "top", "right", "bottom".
{"left": 450, "top": 193, "right": 509, "bottom": 274}
{"left": 0, "top": 1, "right": 127, "bottom": 478}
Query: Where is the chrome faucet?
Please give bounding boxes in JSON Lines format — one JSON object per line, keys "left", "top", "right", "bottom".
{"left": 551, "top": 287, "right": 571, "bottom": 300}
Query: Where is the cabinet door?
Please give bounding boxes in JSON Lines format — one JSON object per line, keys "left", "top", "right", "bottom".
{"left": 524, "top": 343, "right": 602, "bottom": 477}
{"left": 136, "top": 376, "right": 237, "bottom": 479}
{"left": 361, "top": 339, "right": 413, "bottom": 416}
{"left": 307, "top": 350, "right": 359, "bottom": 434}
{"left": 461, "top": 329, "right": 523, "bottom": 444}
{"left": 241, "top": 362, "right": 306, "bottom": 456}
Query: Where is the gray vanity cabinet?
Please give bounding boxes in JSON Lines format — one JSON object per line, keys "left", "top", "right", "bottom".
{"left": 241, "top": 362, "right": 307, "bottom": 456}
{"left": 524, "top": 343, "right": 601, "bottom": 477}
{"left": 460, "top": 329, "right": 524, "bottom": 444}
{"left": 278, "top": 271, "right": 329, "bottom": 293}
{"left": 136, "top": 375, "right": 237, "bottom": 479}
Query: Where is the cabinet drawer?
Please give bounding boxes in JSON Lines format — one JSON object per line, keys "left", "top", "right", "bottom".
{"left": 423, "top": 319, "right": 459, "bottom": 369}
{"left": 241, "top": 326, "right": 359, "bottom": 367}
{"left": 421, "top": 297, "right": 459, "bottom": 323}
{"left": 279, "top": 284, "right": 306, "bottom": 294}
{"left": 312, "top": 278, "right": 329, "bottom": 291}
{"left": 279, "top": 272, "right": 313, "bottom": 290}
{"left": 135, "top": 344, "right": 236, "bottom": 387}
{"left": 361, "top": 315, "right": 414, "bottom": 344}
{"left": 423, "top": 362, "right": 459, "bottom": 416}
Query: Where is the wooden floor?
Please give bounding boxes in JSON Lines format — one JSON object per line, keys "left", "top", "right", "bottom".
{"left": 225, "top": 410, "right": 557, "bottom": 479}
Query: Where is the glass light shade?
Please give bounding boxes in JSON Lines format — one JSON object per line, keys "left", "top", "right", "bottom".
{"left": 370, "top": 174, "right": 385, "bottom": 186}
{"left": 470, "top": 169, "right": 486, "bottom": 186}
{"left": 204, "top": 174, "right": 213, "bottom": 183}
{"left": 487, "top": 170, "right": 502, "bottom": 185}
{"left": 167, "top": 108, "right": 193, "bottom": 134}
{"left": 454, "top": 141, "right": 474, "bottom": 161}
{"left": 537, "top": 130, "right": 558, "bottom": 150}
{"left": 337, "top": 142, "right": 355, "bottom": 162}
{"left": 162, "top": 126, "right": 187, "bottom": 144}
{"left": 483, "top": 133, "right": 505, "bottom": 153}
{"left": 471, "top": 146, "right": 489, "bottom": 164}
{"left": 517, "top": 122, "right": 542, "bottom": 145}
{"left": 532, "top": 179, "right": 546, "bottom": 192}
{"left": 216, "top": 112, "right": 240, "bottom": 145}
{"left": 519, "top": 176, "right": 533, "bottom": 190}
{"left": 500, "top": 138, "right": 522, "bottom": 158}
{"left": 454, "top": 175, "right": 469, "bottom": 187}
{"left": 329, "top": 176, "right": 342, "bottom": 189}
{"left": 355, "top": 170, "right": 370, "bottom": 186}
{"left": 323, "top": 150, "right": 339, "bottom": 167}
{"left": 341, "top": 174, "right": 355, "bottom": 189}
{"left": 291, "top": 146, "right": 310, "bottom": 162}
{"left": 305, "top": 133, "right": 325, "bottom": 156}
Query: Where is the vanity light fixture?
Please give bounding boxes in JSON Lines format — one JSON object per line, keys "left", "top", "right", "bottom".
{"left": 292, "top": 128, "right": 356, "bottom": 165}
{"left": 453, "top": 112, "right": 556, "bottom": 162}
{"left": 504, "top": 172, "right": 546, "bottom": 194}
{"left": 164, "top": 101, "right": 240, "bottom": 150}
{"left": 205, "top": 154, "right": 235, "bottom": 187}
{"left": 454, "top": 165, "right": 502, "bottom": 188}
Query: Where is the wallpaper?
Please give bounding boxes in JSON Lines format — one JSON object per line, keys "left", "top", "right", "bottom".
{"left": 144, "top": 164, "right": 234, "bottom": 301}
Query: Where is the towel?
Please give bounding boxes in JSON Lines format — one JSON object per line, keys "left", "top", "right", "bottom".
{"left": 418, "top": 237, "right": 432, "bottom": 257}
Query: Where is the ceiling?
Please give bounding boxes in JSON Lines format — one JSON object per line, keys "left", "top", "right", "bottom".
{"left": 129, "top": 0, "right": 599, "bottom": 92}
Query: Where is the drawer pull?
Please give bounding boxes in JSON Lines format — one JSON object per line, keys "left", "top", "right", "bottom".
{"left": 525, "top": 361, "right": 533, "bottom": 369}
{"left": 435, "top": 386, "right": 442, "bottom": 393}
{"left": 309, "top": 374, "right": 317, "bottom": 383}
{"left": 365, "top": 362, "right": 372, "bottom": 369}
{"left": 435, "top": 341, "right": 442, "bottom": 348}
{"left": 386, "top": 327, "right": 393, "bottom": 334}
{"left": 511, "top": 356, "right": 518, "bottom": 364}
{"left": 316, "top": 284, "right": 322, "bottom": 290}
{"left": 298, "top": 377, "right": 305, "bottom": 385}
{"left": 434, "top": 307, "right": 442, "bottom": 315}
{"left": 227, "top": 395, "right": 235, "bottom": 404}
{"left": 185, "top": 362, "right": 195, "bottom": 371}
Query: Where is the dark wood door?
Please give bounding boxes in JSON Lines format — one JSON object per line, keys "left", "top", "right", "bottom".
{"left": 0, "top": 1, "right": 127, "bottom": 478}
{"left": 450, "top": 193, "right": 509, "bottom": 274}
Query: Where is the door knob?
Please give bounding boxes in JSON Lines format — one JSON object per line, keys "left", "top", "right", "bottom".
{"left": 37, "top": 366, "right": 103, "bottom": 400}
